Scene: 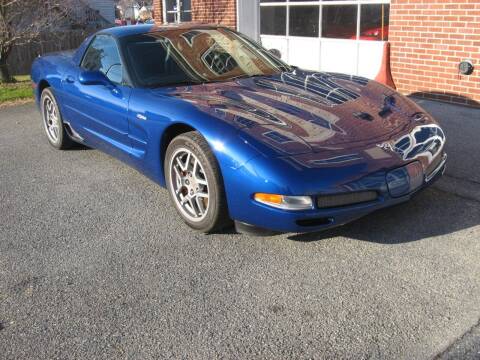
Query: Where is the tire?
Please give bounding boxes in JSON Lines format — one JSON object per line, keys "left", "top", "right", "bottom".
{"left": 164, "top": 131, "right": 231, "bottom": 233}
{"left": 40, "top": 88, "right": 74, "bottom": 150}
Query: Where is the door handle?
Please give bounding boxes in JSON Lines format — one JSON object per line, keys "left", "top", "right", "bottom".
{"left": 64, "top": 76, "right": 75, "bottom": 84}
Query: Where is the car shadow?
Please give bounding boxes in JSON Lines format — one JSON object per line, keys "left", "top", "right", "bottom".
{"left": 409, "top": 91, "right": 480, "bottom": 108}
{"left": 63, "top": 142, "right": 92, "bottom": 151}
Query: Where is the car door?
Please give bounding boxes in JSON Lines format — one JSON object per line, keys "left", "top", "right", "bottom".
{"left": 61, "top": 34, "right": 132, "bottom": 158}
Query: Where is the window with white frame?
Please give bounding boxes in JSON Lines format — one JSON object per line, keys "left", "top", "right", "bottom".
{"left": 260, "top": 0, "right": 390, "bottom": 41}
{"left": 163, "top": 0, "right": 192, "bottom": 23}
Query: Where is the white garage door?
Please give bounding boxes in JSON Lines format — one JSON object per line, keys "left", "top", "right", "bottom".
{"left": 259, "top": 0, "right": 390, "bottom": 79}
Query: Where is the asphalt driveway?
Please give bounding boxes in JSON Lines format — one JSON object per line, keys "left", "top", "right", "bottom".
{"left": 1, "top": 100, "right": 479, "bottom": 359}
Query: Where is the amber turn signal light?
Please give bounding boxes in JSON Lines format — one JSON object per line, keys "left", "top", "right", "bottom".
{"left": 253, "top": 193, "right": 313, "bottom": 210}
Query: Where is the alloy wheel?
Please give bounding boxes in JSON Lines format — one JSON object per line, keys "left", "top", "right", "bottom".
{"left": 169, "top": 147, "right": 210, "bottom": 222}
{"left": 42, "top": 96, "right": 60, "bottom": 143}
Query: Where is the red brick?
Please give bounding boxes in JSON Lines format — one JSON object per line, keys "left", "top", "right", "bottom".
{"left": 391, "top": 0, "right": 480, "bottom": 105}
{"left": 153, "top": 0, "right": 236, "bottom": 28}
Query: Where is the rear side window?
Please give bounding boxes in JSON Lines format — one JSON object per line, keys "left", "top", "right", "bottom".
{"left": 81, "top": 35, "right": 123, "bottom": 84}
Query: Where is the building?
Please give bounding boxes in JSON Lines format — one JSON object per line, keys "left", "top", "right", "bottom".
{"left": 152, "top": 0, "right": 479, "bottom": 107}
{"left": 84, "top": 0, "right": 116, "bottom": 24}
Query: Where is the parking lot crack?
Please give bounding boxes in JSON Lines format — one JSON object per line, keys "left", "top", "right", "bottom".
{"left": 434, "top": 317, "right": 480, "bottom": 359}
{"left": 443, "top": 174, "right": 480, "bottom": 187}
{"left": 432, "top": 186, "right": 480, "bottom": 204}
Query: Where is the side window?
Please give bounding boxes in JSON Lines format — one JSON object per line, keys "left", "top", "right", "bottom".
{"left": 81, "top": 35, "right": 123, "bottom": 84}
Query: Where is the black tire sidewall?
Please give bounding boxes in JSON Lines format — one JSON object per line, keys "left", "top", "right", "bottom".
{"left": 165, "top": 134, "right": 223, "bottom": 232}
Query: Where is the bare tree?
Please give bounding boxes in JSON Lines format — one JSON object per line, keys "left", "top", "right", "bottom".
{"left": 0, "top": 0, "right": 81, "bottom": 82}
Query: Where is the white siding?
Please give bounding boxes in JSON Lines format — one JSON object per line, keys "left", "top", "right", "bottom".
{"left": 84, "top": 0, "right": 115, "bottom": 23}
{"left": 237, "top": 0, "right": 260, "bottom": 42}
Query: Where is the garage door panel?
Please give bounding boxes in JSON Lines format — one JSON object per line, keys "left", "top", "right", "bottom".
{"left": 358, "top": 41, "right": 385, "bottom": 79}
{"left": 260, "top": 36, "right": 288, "bottom": 62}
{"left": 320, "top": 40, "right": 357, "bottom": 75}
{"left": 258, "top": 1, "right": 390, "bottom": 79}
{"left": 287, "top": 37, "right": 320, "bottom": 71}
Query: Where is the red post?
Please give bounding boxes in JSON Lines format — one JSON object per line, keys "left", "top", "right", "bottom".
{"left": 375, "top": 42, "right": 396, "bottom": 90}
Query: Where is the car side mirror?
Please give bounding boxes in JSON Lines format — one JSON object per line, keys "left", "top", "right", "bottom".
{"left": 268, "top": 48, "right": 282, "bottom": 58}
{"left": 78, "top": 70, "right": 112, "bottom": 86}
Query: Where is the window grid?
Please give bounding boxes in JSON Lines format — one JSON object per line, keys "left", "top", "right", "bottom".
{"left": 260, "top": 0, "right": 390, "bottom": 40}
{"left": 162, "top": 0, "right": 192, "bottom": 23}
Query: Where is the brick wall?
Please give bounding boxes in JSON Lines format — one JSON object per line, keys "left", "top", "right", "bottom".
{"left": 153, "top": 0, "right": 162, "bottom": 22}
{"left": 153, "top": 0, "right": 236, "bottom": 28}
{"left": 191, "top": 0, "right": 236, "bottom": 28}
{"left": 389, "top": 0, "right": 480, "bottom": 107}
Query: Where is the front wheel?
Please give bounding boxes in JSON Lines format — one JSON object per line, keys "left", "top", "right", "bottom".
{"left": 164, "top": 131, "right": 231, "bottom": 233}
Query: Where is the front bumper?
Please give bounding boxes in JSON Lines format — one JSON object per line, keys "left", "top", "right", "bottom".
{"left": 232, "top": 156, "right": 446, "bottom": 234}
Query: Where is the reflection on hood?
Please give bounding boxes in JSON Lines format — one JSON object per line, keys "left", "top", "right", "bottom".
{"left": 162, "top": 69, "right": 428, "bottom": 157}
{"left": 253, "top": 71, "right": 369, "bottom": 106}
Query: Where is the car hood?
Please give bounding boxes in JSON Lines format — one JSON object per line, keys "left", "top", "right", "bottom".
{"left": 157, "top": 69, "right": 430, "bottom": 157}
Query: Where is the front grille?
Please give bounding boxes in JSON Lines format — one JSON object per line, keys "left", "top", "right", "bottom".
{"left": 316, "top": 191, "right": 378, "bottom": 209}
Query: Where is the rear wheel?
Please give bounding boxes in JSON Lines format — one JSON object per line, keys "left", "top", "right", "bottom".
{"left": 40, "top": 88, "right": 73, "bottom": 149}
{"left": 165, "top": 131, "right": 231, "bottom": 233}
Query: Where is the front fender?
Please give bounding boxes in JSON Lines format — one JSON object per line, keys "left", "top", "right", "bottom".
{"left": 127, "top": 89, "right": 264, "bottom": 190}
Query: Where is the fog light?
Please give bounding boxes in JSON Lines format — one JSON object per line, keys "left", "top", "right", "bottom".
{"left": 254, "top": 193, "right": 313, "bottom": 210}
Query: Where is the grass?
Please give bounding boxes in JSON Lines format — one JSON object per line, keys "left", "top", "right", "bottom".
{"left": 0, "top": 75, "right": 34, "bottom": 103}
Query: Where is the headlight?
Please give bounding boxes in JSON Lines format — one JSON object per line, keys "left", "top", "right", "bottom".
{"left": 254, "top": 193, "right": 313, "bottom": 210}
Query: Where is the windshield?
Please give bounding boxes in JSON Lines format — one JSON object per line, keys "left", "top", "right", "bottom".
{"left": 123, "top": 27, "right": 291, "bottom": 88}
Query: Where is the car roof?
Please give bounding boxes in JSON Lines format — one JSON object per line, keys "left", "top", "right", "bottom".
{"left": 99, "top": 23, "right": 223, "bottom": 38}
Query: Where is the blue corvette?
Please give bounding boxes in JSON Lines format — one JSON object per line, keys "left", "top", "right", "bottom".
{"left": 31, "top": 24, "right": 446, "bottom": 234}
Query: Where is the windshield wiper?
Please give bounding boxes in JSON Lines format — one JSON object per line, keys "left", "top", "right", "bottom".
{"left": 225, "top": 74, "right": 267, "bottom": 82}
{"left": 162, "top": 80, "right": 203, "bottom": 87}
{"left": 146, "top": 80, "right": 203, "bottom": 88}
